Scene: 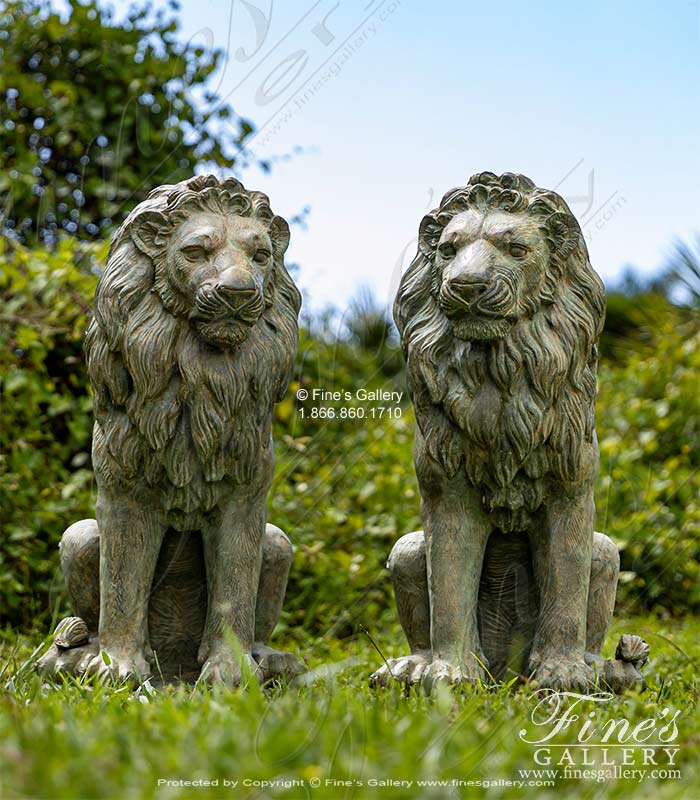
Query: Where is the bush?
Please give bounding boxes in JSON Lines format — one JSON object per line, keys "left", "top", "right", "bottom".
{"left": 272, "top": 331, "right": 417, "bottom": 638}
{"left": 0, "top": 0, "right": 257, "bottom": 243}
{"left": 597, "top": 321, "right": 700, "bottom": 613}
{"left": 0, "top": 239, "right": 101, "bottom": 625}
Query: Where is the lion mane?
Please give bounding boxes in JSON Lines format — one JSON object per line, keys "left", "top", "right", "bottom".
{"left": 395, "top": 172, "right": 606, "bottom": 532}
{"left": 85, "top": 175, "right": 301, "bottom": 530}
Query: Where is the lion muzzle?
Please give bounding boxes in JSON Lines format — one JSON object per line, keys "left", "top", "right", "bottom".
{"left": 438, "top": 272, "right": 517, "bottom": 342}
{"left": 442, "top": 276, "right": 488, "bottom": 311}
{"left": 193, "top": 281, "right": 264, "bottom": 326}
{"left": 440, "top": 274, "right": 515, "bottom": 320}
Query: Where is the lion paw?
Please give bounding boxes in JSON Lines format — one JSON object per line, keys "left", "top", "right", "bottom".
{"left": 529, "top": 657, "right": 595, "bottom": 692}
{"left": 585, "top": 654, "right": 647, "bottom": 694}
{"left": 37, "top": 640, "right": 99, "bottom": 678}
{"left": 85, "top": 649, "right": 151, "bottom": 685}
{"left": 252, "top": 643, "right": 305, "bottom": 684}
{"left": 369, "top": 653, "right": 431, "bottom": 688}
{"left": 422, "top": 656, "right": 486, "bottom": 692}
{"left": 198, "top": 651, "right": 261, "bottom": 688}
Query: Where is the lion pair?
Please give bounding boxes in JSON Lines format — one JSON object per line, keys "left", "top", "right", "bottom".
{"left": 38, "top": 173, "right": 648, "bottom": 692}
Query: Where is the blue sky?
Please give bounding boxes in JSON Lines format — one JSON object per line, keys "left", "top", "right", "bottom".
{"left": 129, "top": 1, "right": 700, "bottom": 310}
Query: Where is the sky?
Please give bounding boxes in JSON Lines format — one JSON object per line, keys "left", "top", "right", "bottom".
{"left": 116, "top": 1, "right": 700, "bottom": 311}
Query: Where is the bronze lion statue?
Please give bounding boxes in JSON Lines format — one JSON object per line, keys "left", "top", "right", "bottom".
{"left": 38, "top": 175, "right": 304, "bottom": 686}
{"left": 370, "top": 172, "right": 648, "bottom": 692}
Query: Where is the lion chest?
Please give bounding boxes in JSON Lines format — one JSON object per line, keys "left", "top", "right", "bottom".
{"left": 148, "top": 389, "right": 268, "bottom": 505}
{"left": 93, "top": 373, "right": 272, "bottom": 528}
{"left": 428, "top": 369, "right": 558, "bottom": 532}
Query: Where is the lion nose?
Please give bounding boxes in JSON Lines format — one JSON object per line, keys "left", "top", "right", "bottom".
{"left": 448, "top": 276, "right": 489, "bottom": 305}
{"left": 215, "top": 268, "right": 258, "bottom": 300}
{"left": 216, "top": 283, "right": 257, "bottom": 299}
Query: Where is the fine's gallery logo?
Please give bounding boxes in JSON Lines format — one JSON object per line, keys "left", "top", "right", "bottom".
{"left": 519, "top": 692, "right": 681, "bottom": 770}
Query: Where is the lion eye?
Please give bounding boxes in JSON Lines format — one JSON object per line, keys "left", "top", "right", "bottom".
{"left": 253, "top": 249, "right": 271, "bottom": 265}
{"left": 439, "top": 243, "right": 456, "bottom": 259}
{"left": 509, "top": 243, "right": 527, "bottom": 258}
{"left": 181, "top": 246, "right": 207, "bottom": 261}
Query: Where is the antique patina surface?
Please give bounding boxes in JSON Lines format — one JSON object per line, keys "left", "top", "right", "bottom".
{"left": 370, "top": 172, "right": 648, "bottom": 692}
{"left": 38, "top": 175, "right": 304, "bottom": 686}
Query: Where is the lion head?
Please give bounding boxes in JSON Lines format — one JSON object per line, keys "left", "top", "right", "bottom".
{"left": 122, "top": 175, "right": 293, "bottom": 349}
{"left": 396, "top": 172, "right": 606, "bottom": 532}
{"left": 85, "top": 175, "right": 301, "bottom": 528}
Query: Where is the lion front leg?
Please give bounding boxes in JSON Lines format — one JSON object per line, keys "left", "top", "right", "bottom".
{"left": 528, "top": 491, "right": 596, "bottom": 692}
{"left": 85, "top": 491, "right": 166, "bottom": 684}
{"left": 421, "top": 478, "right": 493, "bottom": 689}
{"left": 197, "top": 495, "right": 266, "bottom": 687}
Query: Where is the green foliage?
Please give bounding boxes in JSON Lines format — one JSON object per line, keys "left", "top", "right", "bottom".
{"left": 346, "top": 289, "right": 395, "bottom": 351}
{"left": 601, "top": 289, "right": 680, "bottom": 361}
{"left": 343, "top": 287, "right": 404, "bottom": 378}
{"left": 0, "top": 239, "right": 100, "bottom": 624}
{"left": 270, "top": 323, "right": 414, "bottom": 638}
{"left": 597, "top": 321, "right": 700, "bottom": 613}
{"left": 601, "top": 246, "right": 700, "bottom": 361}
{"left": 0, "top": 0, "right": 256, "bottom": 243}
{"left": 1, "top": 615, "right": 698, "bottom": 799}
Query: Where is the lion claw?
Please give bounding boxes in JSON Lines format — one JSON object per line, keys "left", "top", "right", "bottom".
{"left": 529, "top": 657, "right": 595, "bottom": 692}
{"left": 198, "top": 652, "right": 261, "bottom": 688}
{"left": 85, "top": 649, "right": 152, "bottom": 685}
{"left": 423, "top": 657, "right": 485, "bottom": 692}
{"left": 370, "top": 653, "right": 431, "bottom": 689}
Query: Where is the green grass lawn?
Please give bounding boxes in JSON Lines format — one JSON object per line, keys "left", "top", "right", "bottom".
{"left": 1, "top": 615, "right": 698, "bottom": 800}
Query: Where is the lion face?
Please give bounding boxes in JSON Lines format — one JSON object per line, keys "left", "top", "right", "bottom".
{"left": 162, "top": 210, "right": 272, "bottom": 348}
{"left": 129, "top": 186, "right": 291, "bottom": 350}
{"left": 430, "top": 208, "right": 551, "bottom": 342}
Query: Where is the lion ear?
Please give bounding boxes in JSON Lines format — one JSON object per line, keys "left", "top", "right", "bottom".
{"left": 269, "top": 216, "right": 290, "bottom": 258}
{"left": 547, "top": 212, "right": 580, "bottom": 258}
{"left": 130, "top": 211, "right": 170, "bottom": 257}
{"left": 418, "top": 214, "right": 441, "bottom": 259}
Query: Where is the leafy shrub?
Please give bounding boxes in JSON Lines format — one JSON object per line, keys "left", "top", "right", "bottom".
{"left": 272, "top": 330, "right": 416, "bottom": 638}
{"left": 601, "top": 290, "right": 680, "bottom": 360}
{"left": 601, "top": 247, "right": 700, "bottom": 361}
{"left": 1, "top": 239, "right": 101, "bottom": 625}
{"left": 0, "top": 0, "right": 256, "bottom": 243}
{"left": 597, "top": 321, "right": 700, "bottom": 613}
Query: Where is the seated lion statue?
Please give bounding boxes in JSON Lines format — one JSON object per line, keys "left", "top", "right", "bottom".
{"left": 370, "top": 172, "right": 648, "bottom": 692}
{"left": 38, "top": 175, "right": 304, "bottom": 686}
